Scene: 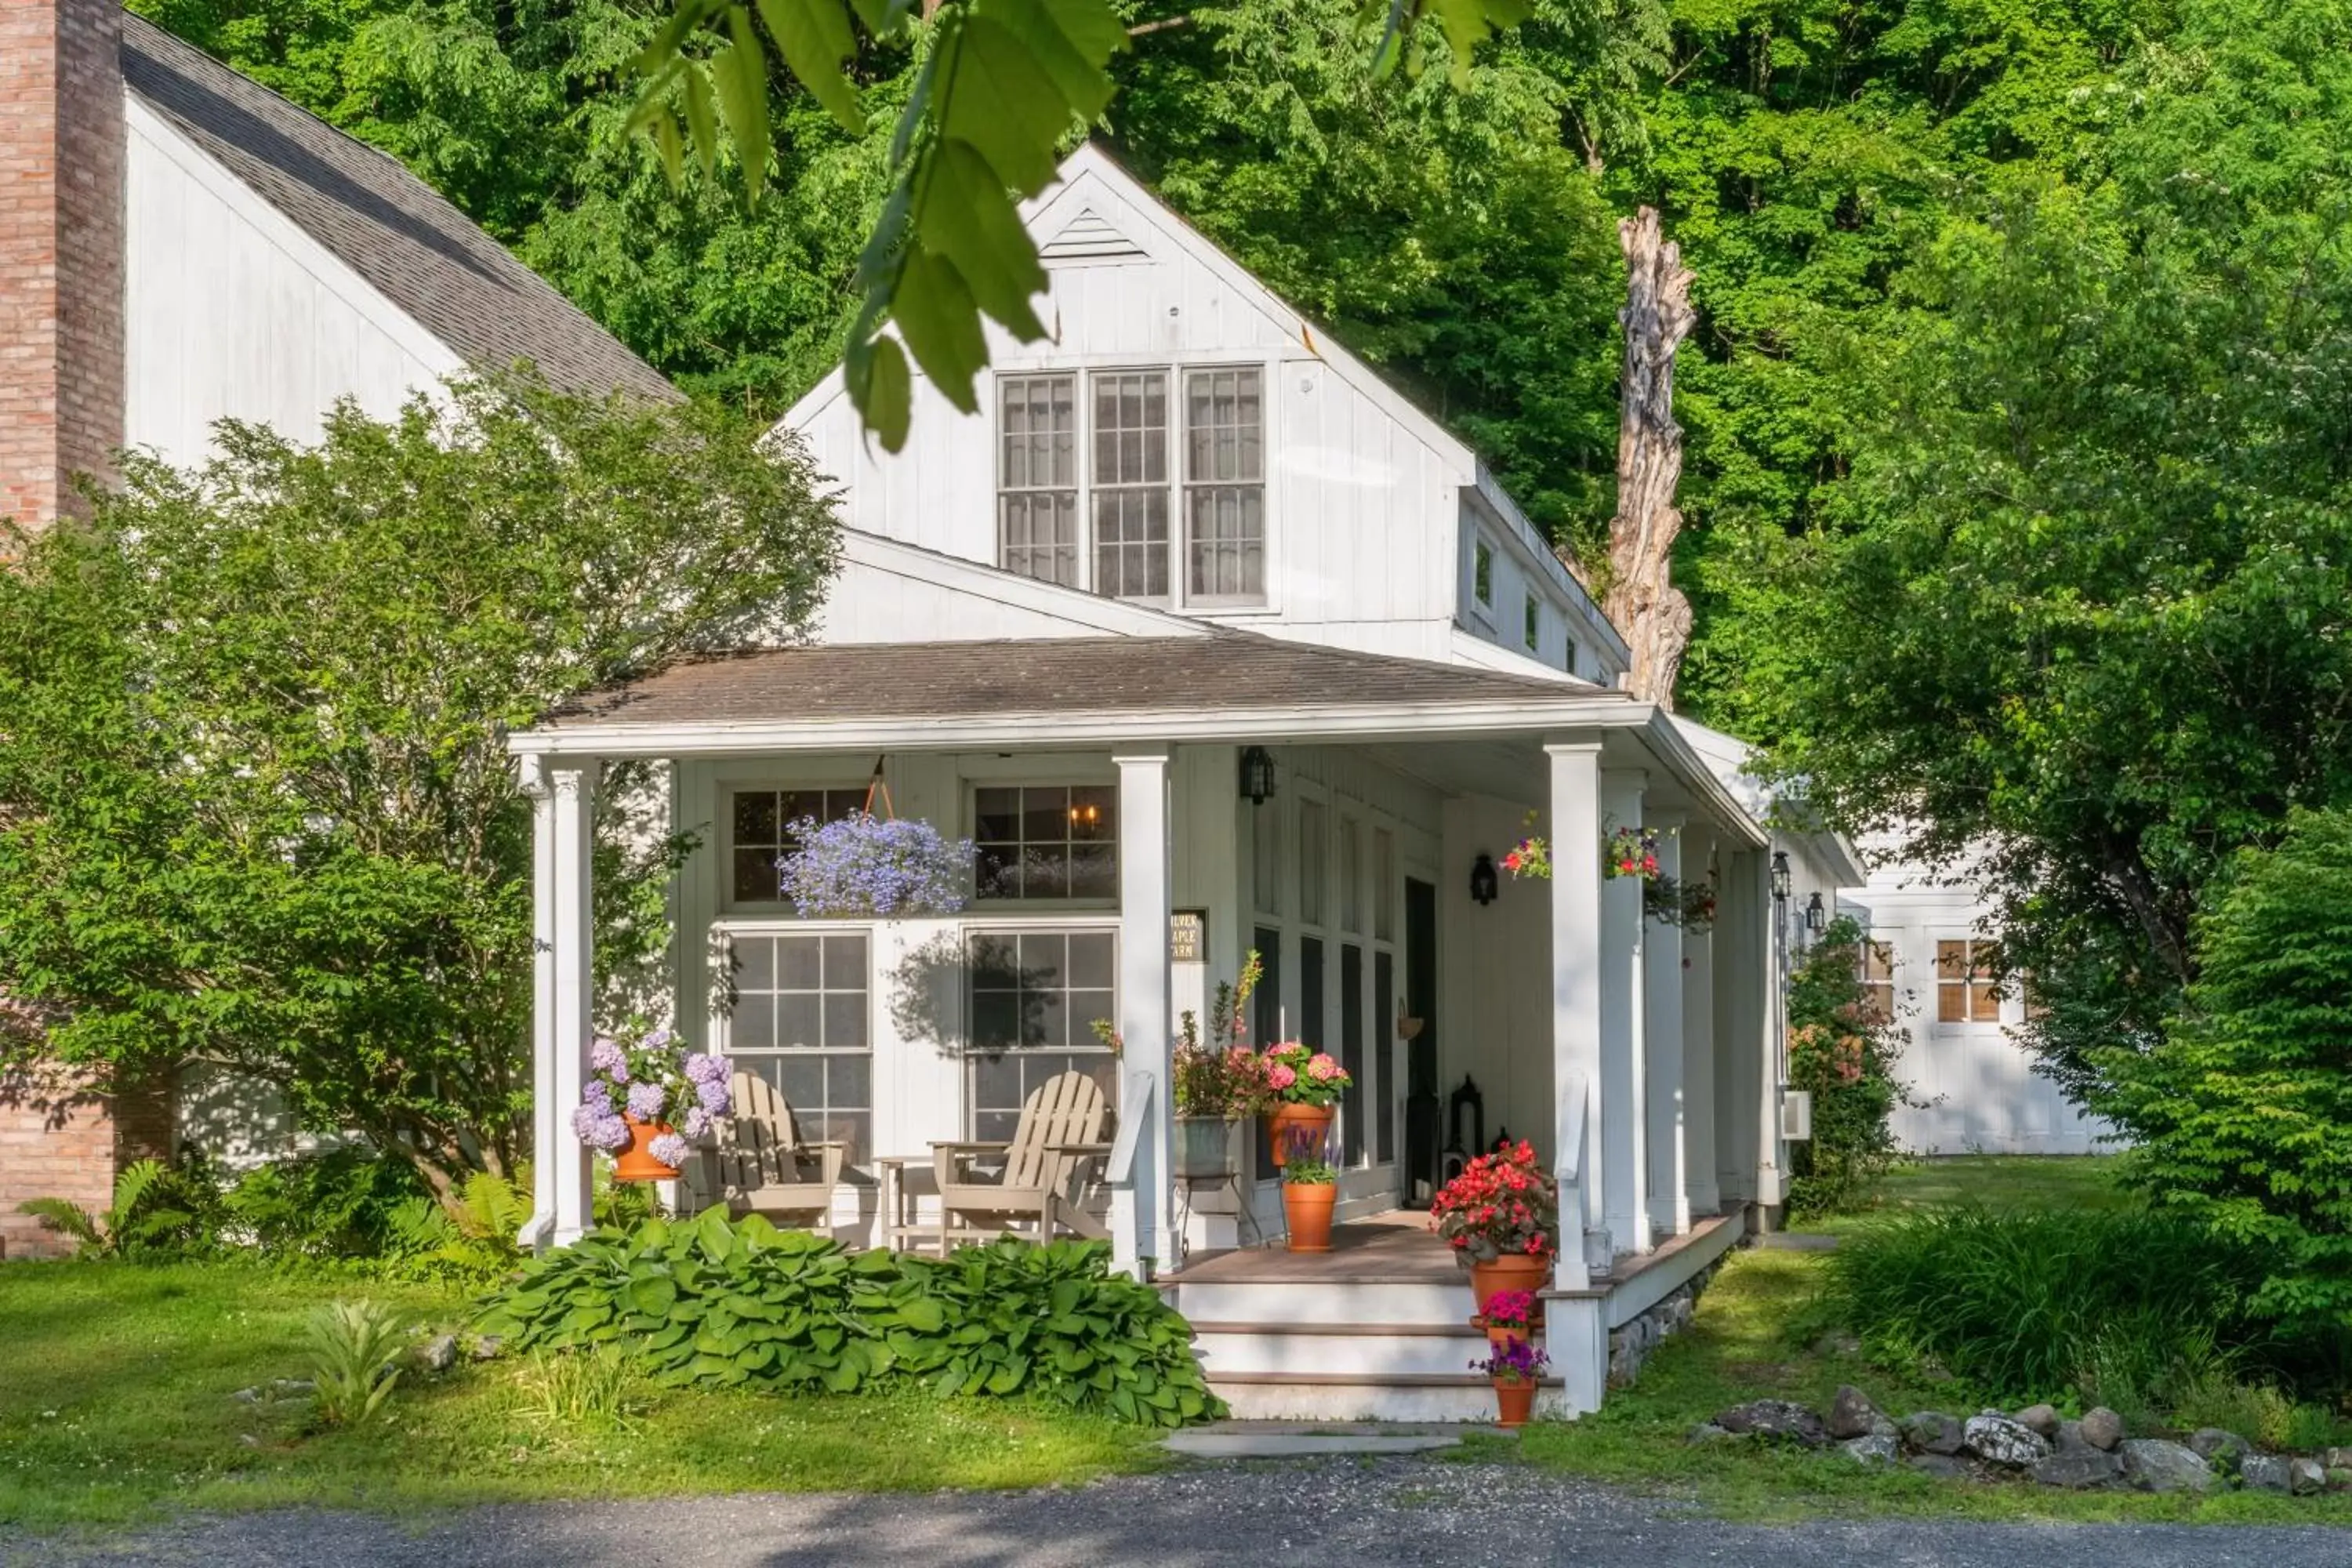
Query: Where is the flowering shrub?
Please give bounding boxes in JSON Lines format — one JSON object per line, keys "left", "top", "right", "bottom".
{"left": 572, "top": 1021, "right": 733, "bottom": 1163}
{"left": 1258, "top": 1040, "right": 1351, "bottom": 1107}
{"left": 1785, "top": 915, "right": 1913, "bottom": 1218}
{"left": 777, "top": 812, "right": 971, "bottom": 918}
{"left": 1430, "top": 1141, "right": 1559, "bottom": 1262}
{"left": 1472, "top": 1336, "right": 1549, "bottom": 1385}
{"left": 1174, "top": 951, "right": 1265, "bottom": 1116}
{"left": 1481, "top": 1287, "right": 1539, "bottom": 1330}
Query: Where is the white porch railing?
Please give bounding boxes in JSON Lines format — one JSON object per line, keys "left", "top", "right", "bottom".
{"left": 1554, "top": 1068, "right": 1593, "bottom": 1291}
{"left": 1107, "top": 1067, "right": 1156, "bottom": 1279}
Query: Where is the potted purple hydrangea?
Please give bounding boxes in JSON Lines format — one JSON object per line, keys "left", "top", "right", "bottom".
{"left": 570, "top": 1021, "right": 733, "bottom": 1181}
{"left": 777, "top": 812, "right": 971, "bottom": 918}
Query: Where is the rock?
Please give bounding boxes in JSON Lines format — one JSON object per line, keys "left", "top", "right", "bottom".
{"left": 2325, "top": 1467, "right": 2352, "bottom": 1492}
{"left": 1686, "top": 1423, "right": 1736, "bottom": 1445}
{"left": 1867, "top": 1414, "right": 1900, "bottom": 1440}
{"left": 418, "top": 1334, "right": 459, "bottom": 1374}
{"left": 2242, "top": 1454, "right": 2292, "bottom": 1492}
{"left": 471, "top": 1334, "right": 503, "bottom": 1362}
{"left": 230, "top": 1377, "right": 313, "bottom": 1405}
{"left": 2325, "top": 1446, "right": 2352, "bottom": 1472}
{"left": 2290, "top": 1457, "right": 2327, "bottom": 1496}
{"left": 2016, "top": 1403, "right": 2061, "bottom": 1439}
{"left": 1901, "top": 1411, "right": 1965, "bottom": 1456}
{"left": 2033, "top": 1442, "right": 2125, "bottom": 1490}
{"left": 1842, "top": 1434, "right": 1901, "bottom": 1467}
{"left": 1826, "top": 1385, "right": 1882, "bottom": 1441}
{"left": 2079, "top": 1407, "right": 2125, "bottom": 1452}
{"left": 2189, "top": 1427, "right": 2252, "bottom": 1468}
{"left": 1813, "top": 1330, "right": 1862, "bottom": 1357}
{"left": 1964, "top": 1414, "right": 2053, "bottom": 1468}
{"left": 2122, "top": 1439, "right": 2216, "bottom": 1494}
{"left": 1909, "top": 1454, "right": 1971, "bottom": 1481}
{"left": 1713, "top": 1399, "right": 1828, "bottom": 1447}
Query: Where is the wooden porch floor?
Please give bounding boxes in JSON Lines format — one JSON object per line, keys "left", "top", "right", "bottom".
{"left": 1161, "top": 1207, "right": 1743, "bottom": 1292}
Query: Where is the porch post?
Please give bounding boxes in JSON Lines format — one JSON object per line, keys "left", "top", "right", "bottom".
{"left": 1644, "top": 814, "right": 1689, "bottom": 1239}
{"left": 1600, "top": 768, "right": 1650, "bottom": 1257}
{"left": 549, "top": 757, "right": 600, "bottom": 1246}
{"left": 1682, "top": 824, "right": 1722, "bottom": 1219}
{"left": 1115, "top": 746, "right": 1174, "bottom": 1273}
{"left": 1544, "top": 740, "right": 1602, "bottom": 1290}
{"left": 517, "top": 758, "right": 558, "bottom": 1250}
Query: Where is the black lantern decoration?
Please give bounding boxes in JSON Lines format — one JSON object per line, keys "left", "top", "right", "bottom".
{"left": 1769, "top": 849, "right": 1791, "bottom": 903}
{"left": 1238, "top": 745, "right": 1277, "bottom": 805}
{"left": 1805, "top": 891, "right": 1826, "bottom": 932}
{"left": 1469, "top": 852, "right": 1500, "bottom": 906}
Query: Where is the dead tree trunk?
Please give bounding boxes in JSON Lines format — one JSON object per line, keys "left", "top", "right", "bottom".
{"left": 1603, "top": 206, "right": 1696, "bottom": 708}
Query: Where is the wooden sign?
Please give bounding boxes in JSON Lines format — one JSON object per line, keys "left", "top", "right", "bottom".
{"left": 1171, "top": 909, "right": 1206, "bottom": 964}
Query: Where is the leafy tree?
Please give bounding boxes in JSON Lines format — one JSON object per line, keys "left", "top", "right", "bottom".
{"left": 2106, "top": 810, "right": 2352, "bottom": 1335}
{"left": 1755, "top": 0, "right": 2352, "bottom": 1095}
{"left": 0, "top": 375, "right": 839, "bottom": 1201}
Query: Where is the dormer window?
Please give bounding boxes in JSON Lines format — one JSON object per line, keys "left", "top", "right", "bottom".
{"left": 1523, "top": 593, "right": 1541, "bottom": 652}
{"left": 1473, "top": 538, "right": 1494, "bottom": 608}
{"left": 996, "top": 364, "right": 1267, "bottom": 607}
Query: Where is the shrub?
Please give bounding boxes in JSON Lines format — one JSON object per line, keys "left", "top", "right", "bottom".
{"left": 16, "top": 1158, "right": 214, "bottom": 1258}
{"left": 219, "top": 1148, "right": 433, "bottom": 1259}
{"left": 2100, "top": 808, "right": 2352, "bottom": 1338}
{"left": 1785, "top": 916, "right": 1911, "bottom": 1216}
{"left": 306, "top": 1300, "right": 408, "bottom": 1425}
{"left": 477, "top": 1209, "right": 1222, "bottom": 1428}
{"left": 1821, "top": 1204, "right": 2274, "bottom": 1405}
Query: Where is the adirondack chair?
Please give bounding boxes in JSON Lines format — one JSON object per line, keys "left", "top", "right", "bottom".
{"left": 928, "top": 1070, "right": 1114, "bottom": 1253}
{"left": 713, "top": 1071, "right": 848, "bottom": 1238}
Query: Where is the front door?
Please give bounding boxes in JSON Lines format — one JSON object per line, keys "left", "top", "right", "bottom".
{"left": 1404, "top": 877, "right": 1439, "bottom": 1207}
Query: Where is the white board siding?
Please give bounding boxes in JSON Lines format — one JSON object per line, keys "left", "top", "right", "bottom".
{"left": 123, "top": 96, "right": 463, "bottom": 468}
{"left": 814, "top": 533, "right": 1214, "bottom": 645}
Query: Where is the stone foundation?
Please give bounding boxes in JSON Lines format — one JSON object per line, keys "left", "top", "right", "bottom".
{"left": 1607, "top": 1259, "right": 1719, "bottom": 1388}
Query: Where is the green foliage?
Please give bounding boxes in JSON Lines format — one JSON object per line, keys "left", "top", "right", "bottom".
{"left": 2103, "top": 810, "right": 2352, "bottom": 1337}
{"left": 16, "top": 1159, "right": 213, "bottom": 1259}
{"left": 1783, "top": 917, "right": 1908, "bottom": 1218}
{"left": 387, "top": 1169, "right": 534, "bottom": 1281}
{"left": 480, "top": 1209, "right": 1222, "bottom": 1427}
{"left": 517, "top": 1345, "right": 648, "bottom": 1430}
{"left": 304, "top": 1299, "right": 410, "bottom": 1425}
{"left": 218, "top": 1148, "right": 435, "bottom": 1260}
{"left": 1822, "top": 1205, "right": 2278, "bottom": 1409}
{"left": 0, "top": 373, "right": 837, "bottom": 1196}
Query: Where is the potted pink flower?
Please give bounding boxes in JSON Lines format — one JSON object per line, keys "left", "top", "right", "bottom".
{"left": 571, "top": 1020, "right": 733, "bottom": 1182}
{"left": 1258, "top": 1040, "right": 1351, "bottom": 1168}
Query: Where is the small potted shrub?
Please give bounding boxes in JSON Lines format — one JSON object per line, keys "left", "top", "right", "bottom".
{"left": 776, "top": 811, "right": 971, "bottom": 917}
{"left": 1259, "top": 1040, "right": 1351, "bottom": 1167}
{"left": 1479, "top": 1287, "right": 1540, "bottom": 1349}
{"left": 1174, "top": 953, "right": 1265, "bottom": 1180}
{"left": 572, "top": 1022, "right": 734, "bottom": 1182}
{"left": 1429, "top": 1140, "right": 1559, "bottom": 1313}
{"left": 1279, "top": 1126, "right": 1339, "bottom": 1252}
{"left": 1472, "top": 1335, "right": 1548, "bottom": 1429}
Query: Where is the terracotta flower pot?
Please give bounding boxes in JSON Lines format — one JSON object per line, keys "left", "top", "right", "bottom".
{"left": 1484, "top": 1321, "right": 1537, "bottom": 1351}
{"left": 612, "top": 1115, "right": 681, "bottom": 1182}
{"left": 1492, "top": 1377, "right": 1536, "bottom": 1429}
{"left": 1468, "top": 1253, "right": 1552, "bottom": 1318}
{"left": 1265, "top": 1102, "right": 1335, "bottom": 1167}
{"left": 1283, "top": 1181, "right": 1337, "bottom": 1252}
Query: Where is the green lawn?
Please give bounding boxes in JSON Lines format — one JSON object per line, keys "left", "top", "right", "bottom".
{"left": 0, "top": 1260, "right": 1157, "bottom": 1534}
{"left": 1499, "top": 1154, "right": 2352, "bottom": 1523}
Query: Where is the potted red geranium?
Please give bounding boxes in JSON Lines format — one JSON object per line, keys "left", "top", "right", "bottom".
{"left": 1429, "top": 1140, "right": 1559, "bottom": 1313}
{"left": 1258, "top": 1040, "right": 1351, "bottom": 1167}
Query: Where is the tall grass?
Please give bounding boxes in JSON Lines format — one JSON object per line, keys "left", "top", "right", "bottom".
{"left": 1821, "top": 1205, "right": 2273, "bottom": 1408}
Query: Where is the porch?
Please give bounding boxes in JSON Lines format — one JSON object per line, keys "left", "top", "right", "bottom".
{"left": 507, "top": 633, "right": 1787, "bottom": 1419}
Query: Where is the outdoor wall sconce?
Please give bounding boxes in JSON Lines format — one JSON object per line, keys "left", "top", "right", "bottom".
{"left": 1769, "top": 849, "right": 1791, "bottom": 903}
{"left": 1805, "top": 891, "right": 1826, "bottom": 932}
{"left": 1469, "top": 853, "right": 1499, "bottom": 906}
{"left": 1239, "top": 745, "right": 1278, "bottom": 804}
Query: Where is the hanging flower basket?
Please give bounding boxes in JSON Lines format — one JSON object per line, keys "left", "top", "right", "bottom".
{"left": 572, "top": 1021, "right": 734, "bottom": 1181}
{"left": 778, "top": 811, "right": 972, "bottom": 918}
{"left": 1603, "top": 826, "right": 1661, "bottom": 882}
{"left": 1644, "top": 873, "right": 1718, "bottom": 932}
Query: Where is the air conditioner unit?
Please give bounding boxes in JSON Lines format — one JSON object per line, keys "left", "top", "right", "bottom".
{"left": 1780, "top": 1090, "right": 1814, "bottom": 1142}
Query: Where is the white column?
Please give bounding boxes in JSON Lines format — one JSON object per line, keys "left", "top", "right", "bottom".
{"left": 1682, "top": 825, "right": 1722, "bottom": 1219}
{"left": 1115, "top": 746, "right": 1175, "bottom": 1272}
{"left": 1544, "top": 740, "right": 1603, "bottom": 1291}
{"left": 517, "top": 758, "right": 559, "bottom": 1250}
{"left": 1600, "top": 768, "right": 1649, "bottom": 1257}
{"left": 549, "top": 757, "right": 600, "bottom": 1245}
{"left": 1644, "top": 815, "right": 1689, "bottom": 1239}
{"left": 1759, "top": 847, "right": 1789, "bottom": 1212}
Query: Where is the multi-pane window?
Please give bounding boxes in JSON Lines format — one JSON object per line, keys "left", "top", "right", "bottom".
{"left": 1523, "top": 593, "right": 1541, "bottom": 652}
{"left": 731, "top": 788, "right": 863, "bottom": 904}
{"left": 1251, "top": 797, "right": 1282, "bottom": 916}
{"left": 1298, "top": 799, "right": 1327, "bottom": 927}
{"left": 1339, "top": 816, "right": 1363, "bottom": 934}
{"left": 1857, "top": 940, "right": 1895, "bottom": 1024}
{"left": 1935, "top": 938, "right": 2002, "bottom": 1023}
{"left": 974, "top": 785, "right": 1117, "bottom": 900}
{"left": 1473, "top": 539, "right": 1494, "bottom": 606}
{"left": 1184, "top": 368, "right": 1265, "bottom": 601}
{"left": 999, "top": 375, "right": 1080, "bottom": 586}
{"left": 1091, "top": 372, "right": 1170, "bottom": 600}
{"left": 728, "top": 931, "right": 871, "bottom": 1159}
{"left": 1373, "top": 828, "right": 1396, "bottom": 942}
{"left": 967, "top": 929, "right": 1116, "bottom": 1140}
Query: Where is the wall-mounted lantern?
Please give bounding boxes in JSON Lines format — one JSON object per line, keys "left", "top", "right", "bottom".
{"left": 1769, "top": 849, "right": 1791, "bottom": 903}
{"left": 1805, "top": 891, "right": 1826, "bottom": 932}
{"left": 1239, "top": 745, "right": 1277, "bottom": 805}
{"left": 1469, "top": 853, "right": 1500, "bottom": 906}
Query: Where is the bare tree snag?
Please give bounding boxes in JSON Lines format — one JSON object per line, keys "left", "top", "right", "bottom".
{"left": 1604, "top": 205, "right": 1696, "bottom": 707}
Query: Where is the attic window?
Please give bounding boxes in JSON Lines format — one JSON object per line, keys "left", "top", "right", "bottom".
{"left": 1523, "top": 593, "right": 1540, "bottom": 652}
{"left": 1473, "top": 539, "right": 1494, "bottom": 607}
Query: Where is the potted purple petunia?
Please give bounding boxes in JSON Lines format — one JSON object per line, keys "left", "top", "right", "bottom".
{"left": 778, "top": 812, "right": 971, "bottom": 918}
{"left": 572, "top": 1020, "right": 733, "bottom": 1181}
{"left": 1472, "top": 1335, "right": 1548, "bottom": 1429}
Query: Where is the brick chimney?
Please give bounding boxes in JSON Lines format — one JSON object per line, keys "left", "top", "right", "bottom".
{"left": 0, "top": 0, "right": 125, "bottom": 530}
{"left": 0, "top": 0, "right": 134, "bottom": 1258}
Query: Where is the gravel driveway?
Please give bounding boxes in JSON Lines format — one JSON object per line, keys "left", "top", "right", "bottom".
{"left": 11, "top": 1457, "right": 2352, "bottom": 1567}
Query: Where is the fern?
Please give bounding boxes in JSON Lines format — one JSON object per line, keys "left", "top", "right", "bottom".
{"left": 15, "top": 1197, "right": 103, "bottom": 1251}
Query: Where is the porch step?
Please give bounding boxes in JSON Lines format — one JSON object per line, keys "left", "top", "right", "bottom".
{"left": 1188, "top": 1319, "right": 1487, "bottom": 1379}
{"left": 1203, "top": 1372, "right": 1555, "bottom": 1424}
{"left": 1165, "top": 1276, "right": 1475, "bottom": 1327}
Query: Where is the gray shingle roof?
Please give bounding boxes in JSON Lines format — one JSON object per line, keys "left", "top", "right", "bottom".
{"left": 120, "top": 15, "right": 678, "bottom": 405}
{"left": 542, "top": 634, "right": 1624, "bottom": 731}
